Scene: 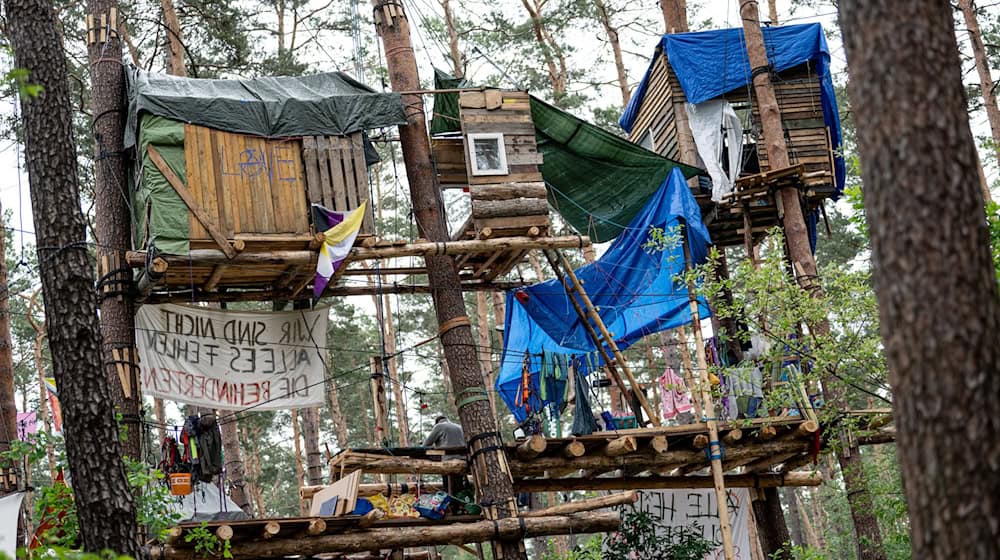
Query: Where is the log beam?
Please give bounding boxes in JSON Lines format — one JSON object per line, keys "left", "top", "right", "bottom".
{"left": 515, "top": 435, "right": 547, "bottom": 460}
{"left": 150, "top": 513, "right": 621, "bottom": 558}
{"left": 514, "top": 471, "right": 821, "bottom": 493}
{"left": 562, "top": 440, "right": 586, "bottom": 458}
{"left": 521, "top": 491, "right": 638, "bottom": 518}
{"left": 604, "top": 436, "right": 638, "bottom": 457}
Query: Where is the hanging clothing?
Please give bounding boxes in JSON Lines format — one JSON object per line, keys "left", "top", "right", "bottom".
{"left": 728, "top": 365, "right": 764, "bottom": 419}
{"left": 196, "top": 412, "right": 223, "bottom": 482}
{"left": 686, "top": 99, "right": 744, "bottom": 202}
{"left": 570, "top": 368, "right": 599, "bottom": 436}
{"left": 658, "top": 367, "right": 694, "bottom": 420}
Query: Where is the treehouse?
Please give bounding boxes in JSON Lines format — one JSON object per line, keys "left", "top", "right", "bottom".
{"left": 122, "top": 69, "right": 578, "bottom": 302}
{"left": 620, "top": 23, "right": 845, "bottom": 248}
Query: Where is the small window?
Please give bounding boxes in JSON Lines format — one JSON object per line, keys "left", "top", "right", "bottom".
{"left": 637, "top": 129, "right": 654, "bottom": 151}
{"left": 467, "top": 133, "right": 509, "bottom": 176}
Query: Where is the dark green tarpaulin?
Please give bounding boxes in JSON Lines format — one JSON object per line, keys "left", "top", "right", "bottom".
{"left": 529, "top": 97, "right": 703, "bottom": 242}
{"left": 430, "top": 68, "right": 469, "bottom": 135}
{"left": 134, "top": 115, "right": 190, "bottom": 255}
{"left": 125, "top": 67, "right": 407, "bottom": 148}
{"left": 427, "top": 71, "right": 703, "bottom": 242}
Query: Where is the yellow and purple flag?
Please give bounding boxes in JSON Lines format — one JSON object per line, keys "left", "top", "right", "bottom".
{"left": 43, "top": 377, "right": 62, "bottom": 434}
{"left": 312, "top": 202, "right": 367, "bottom": 302}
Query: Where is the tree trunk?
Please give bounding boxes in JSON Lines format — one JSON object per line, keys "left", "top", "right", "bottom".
{"left": 299, "top": 407, "right": 324, "bottom": 486}
{"left": 520, "top": 0, "right": 567, "bottom": 97}
{"left": 372, "top": 3, "right": 526, "bottom": 558}
{"left": 154, "top": 398, "right": 167, "bottom": 442}
{"left": 752, "top": 485, "right": 791, "bottom": 558}
{"left": 440, "top": 0, "right": 463, "bottom": 77}
{"left": 739, "top": 3, "right": 887, "bottom": 559}
{"left": 658, "top": 0, "right": 687, "bottom": 33}
{"left": 84, "top": 0, "right": 143, "bottom": 462}
{"left": 799, "top": 489, "right": 822, "bottom": 551}
{"left": 328, "top": 371, "right": 350, "bottom": 448}
{"left": 160, "top": 0, "right": 186, "bottom": 76}
{"left": 476, "top": 292, "right": 497, "bottom": 413}
{"left": 784, "top": 488, "right": 805, "bottom": 547}
{"left": 26, "top": 291, "right": 57, "bottom": 480}
{"left": 840, "top": 1, "right": 1000, "bottom": 558}
{"left": 4, "top": 0, "right": 142, "bottom": 552}
{"left": 0, "top": 208, "right": 18, "bottom": 486}
{"left": 957, "top": 0, "right": 997, "bottom": 204}
{"left": 291, "top": 410, "right": 306, "bottom": 516}
{"left": 767, "top": 0, "right": 778, "bottom": 24}
{"left": 381, "top": 294, "right": 410, "bottom": 446}
{"left": 219, "top": 415, "right": 251, "bottom": 514}
{"left": 594, "top": 0, "right": 630, "bottom": 107}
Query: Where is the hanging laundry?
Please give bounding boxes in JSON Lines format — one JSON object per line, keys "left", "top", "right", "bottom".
{"left": 685, "top": 99, "right": 744, "bottom": 202}
{"left": 570, "top": 368, "right": 599, "bottom": 436}
{"left": 729, "top": 364, "right": 764, "bottom": 419}
{"left": 659, "top": 367, "right": 693, "bottom": 420}
{"left": 196, "top": 412, "right": 224, "bottom": 482}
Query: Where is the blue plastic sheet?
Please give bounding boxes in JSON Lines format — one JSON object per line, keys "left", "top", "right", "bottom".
{"left": 496, "top": 168, "right": 713, "bottom": 421}
{"left": 619, "top": 23, "right": 845, "bottom": 199}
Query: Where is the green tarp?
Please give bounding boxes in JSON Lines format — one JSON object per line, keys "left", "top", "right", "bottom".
{"left": 134, "top": 115, "right": 189, "bottom": 255}
{"left": 529, "top": 97, "right": 703, "bottom": 242}
{"left": 125, "top": 67, "right": 407, "bottom": 148}
{"left": 428, "top": 70, "right": 704, "bottom": 242}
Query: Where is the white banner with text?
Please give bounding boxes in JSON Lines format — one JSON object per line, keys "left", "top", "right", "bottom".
{"left": 136, "top": 303, "right": 328, "bottom": 410}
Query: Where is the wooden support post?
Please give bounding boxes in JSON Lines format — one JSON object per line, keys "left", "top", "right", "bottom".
{"left": 604, "top": 436, "right": 638, "bottom": 457}
{"left": 681, "top": 220, "right": 736, "bottom": 560}
{"left": 562, "top": 440, "right": 586, "bottom": 458}
{"left": 370, "top": 356, "right": 391, "bottom": 447}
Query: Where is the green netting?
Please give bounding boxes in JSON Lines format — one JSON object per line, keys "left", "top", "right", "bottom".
{"left": 530, "top": 97, "right": 704, "bottom": 242}
{"left": 430, "top": 68, "right": 468, "bottom": 135}
{"left": 134, "top": 115, "right": 189, "bottom": 255}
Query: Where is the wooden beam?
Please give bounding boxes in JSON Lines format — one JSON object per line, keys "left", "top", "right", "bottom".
{"left": 150, "top": 513, "right": 621, "bottom": 559}
{"left": 514, "top": 471, "right": 822, "bottom": 493}
{"left": 515, "top": 435, "right": 547, "bottom": 460}
{"left": 147, "top": 145, "right": 236, "bottom": 259}
{"left": 604, "top": 436, "right": 638, "bottom": 457}
{"left": 562, "top": 440, "right": 586, "bottom": 458}
{"left": 521, "top": 490, "right": 637, "bottom": 518}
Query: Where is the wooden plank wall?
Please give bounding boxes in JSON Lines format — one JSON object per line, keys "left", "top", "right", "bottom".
{"left": 432, "top": 137, "right": 467, "bottom": 185}
{"left": 627, "top": 53, "right": 682, "bottom": 160}
{"left": 301, "top": 133, "right": 375, "bottom": 235}
{"left": 458, "top": 90, "right": 550, "bottom": 238}
{"left": 183, "top": 125, "right": 310, "bottom": 242}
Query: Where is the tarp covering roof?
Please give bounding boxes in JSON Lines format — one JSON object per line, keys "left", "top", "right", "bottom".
{"left": 619, "top": 23, "right": 845, "bottom": 199}
{"left": 125, "top": 66, "right": 407, "bottom": 147}
{"left": 496, "top": 168, "right": 712, "bottom": 421}
{"left": 530, "top": 97, "right": 703, "bottom": 242}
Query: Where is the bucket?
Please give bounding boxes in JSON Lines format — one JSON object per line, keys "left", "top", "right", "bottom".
{"left": 169, "top": 473, "right": 192, "bottom": 496}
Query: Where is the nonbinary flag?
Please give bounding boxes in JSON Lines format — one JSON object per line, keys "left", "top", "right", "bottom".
{"left": 44, "top": 377, "right": 62, "bottom": 434}
{"left": 312, "top": 202, "right": 367, "bottom": 302}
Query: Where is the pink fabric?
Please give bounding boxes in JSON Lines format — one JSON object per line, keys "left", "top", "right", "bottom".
{"left": 659, "top": 367, "right": 693, "bottom": 420}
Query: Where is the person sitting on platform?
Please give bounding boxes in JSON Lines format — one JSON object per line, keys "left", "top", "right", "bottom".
{"left": 423, "top": 415, "right": 465, "bottom": 449}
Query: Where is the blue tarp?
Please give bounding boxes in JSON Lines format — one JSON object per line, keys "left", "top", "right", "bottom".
{"left": 496, "top": 168, "right": 713, "bottom": 421}
{"left": 619, "top": 23, "right": 845, "bottom": 199}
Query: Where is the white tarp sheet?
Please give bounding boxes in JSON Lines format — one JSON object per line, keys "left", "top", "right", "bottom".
{"left": 137, "top": 303, "right": 329, "bottom": 410}
{"left": 0, "top": 493, "right": 24, "bottom": 559}
{"left": 686, "top": 100, "right": 744, "bottom": 202}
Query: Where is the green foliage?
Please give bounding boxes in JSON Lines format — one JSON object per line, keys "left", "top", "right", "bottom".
{"left": 34, "top": 481, "right": 79, "bottom": 549}
{"left": 13, "top": 547, "right": 133, "bottom": 560}
{"left": 542, "top": 535, "right": 602, "bottom": 560}
{"left": 604, "top": 509, "right": 714, "bottom": 560}
{"left": 986, "top": 201, "right": 1000, "bottom": 282}
{"left": 184, "top": 522, "right": 233, "bottom": 559}
{"left": 125, "top": 458, "right": 182, "bottom": 541}
{"left": 773, "top": 543, "right": 828, "bottom": 560}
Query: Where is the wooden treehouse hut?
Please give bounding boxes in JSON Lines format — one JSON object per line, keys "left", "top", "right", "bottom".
{"left": 123, "top": 70, "right": 583, "bottom": 302}
{"left": 620, "top": 23, "right": 845, "bottom": 248}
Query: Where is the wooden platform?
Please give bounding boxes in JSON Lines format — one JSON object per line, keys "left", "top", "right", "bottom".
{"left": 126, "top": 234, "right": 590, "bottom": 303}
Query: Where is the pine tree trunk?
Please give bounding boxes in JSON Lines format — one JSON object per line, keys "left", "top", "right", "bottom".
{"left": 4, "top": 0, "right": 142, "bottom": 552}
{"left": 840, "top": 1, "right": 1000, "bottom": 557}
{"left": 520, "top": 0, "right": 567, "bottom": 97}
{"left": 740, "top": 3, "right": 887, "bottom": 558}
{"left": 593, "top": 0, "right": 630, "bottom": 107}
{"left": 328, "top": 373, "right": 350, "bottom": 448}
{"left": 798, "top": 489, "right": 822, "bottom": 551}
{"left": 219, "top": 414, "right": 251, "bottom": 514}
{"left": 373, "top": 3, "right": 526, "bottom": 557}
{"left": 300, "top": 407, "right": 325, "bottom": 486}
{"left": 381, "top": 294, "right": 411, "bottom": 446}
{"left": 154, "top": 398, "right": 167, "bottom": 442}
{"left": 25, "top": 290, "right": 57, "bottom": 480}
{"left": 440, "top": 0, "right": 463, "bottom": 77}
{"left": 291, "top": 410, "right": 306, "bottom": 516}
{"left": 767, "top": 0, "right": 778, "bottom": 24}
{"left": 784, "top": 488, "right": 805, "bottom": 547}
{"left": 957, "top": 0, "right": 997, "bottom": 204}
{"left": 85, "top": 0, "right": 143, "bottom": 462}
{"left": 476, "top": 292, "right": 497, "bottom": 413}
{"left": 658, "top": 0, "right": 687, "bottom": 33}
{"left": 0, "top": 213, "right": 19, "bottom": 484}
{"left": 752, "top": 488, "right": 791, "bottom": 558}
{"left": 160, "top": 0, "right": 186, "bottom": 76}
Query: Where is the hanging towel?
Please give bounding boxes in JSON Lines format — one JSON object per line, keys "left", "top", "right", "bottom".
{"left": 658, "top": 367, "right": 694, "bottom": 420}
{"left": 570, "top": 368, "right": 599, "bottom": 436}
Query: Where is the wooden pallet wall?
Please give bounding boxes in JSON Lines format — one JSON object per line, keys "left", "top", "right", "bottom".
{"left": 627, "top": 54, "right": 682, "bottom": 160}
{"left": 183, "top": 124, "right": 311, "bottom": 244}
{"left": 302, "top": 134, "right": 375, "bottom": 235}
{"left": 457, "top": 90, "right": 550, "bottom": 239}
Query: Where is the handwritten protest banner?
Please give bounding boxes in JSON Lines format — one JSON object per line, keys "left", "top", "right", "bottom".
{"left": 616, "top": 488, "right": 752, "bottom": 559}
{"left": 136, "top": 303, "right": 329, "bottom": 410}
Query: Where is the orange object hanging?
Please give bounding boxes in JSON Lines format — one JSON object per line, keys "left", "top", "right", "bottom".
{"left": 169, "top": 472, "right": 192, "bottom": 496}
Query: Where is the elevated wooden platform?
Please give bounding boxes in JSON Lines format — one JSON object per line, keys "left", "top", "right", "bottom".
{"left": 126, "top": 234, "right": 590, "bottom": 303}
{"left": 700, "top": 164, "right": 834, "bottom": 247}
